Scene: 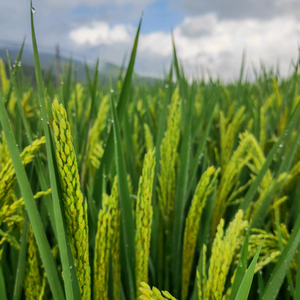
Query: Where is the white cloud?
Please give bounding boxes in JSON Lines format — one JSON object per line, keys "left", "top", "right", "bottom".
{"left": 70, "top": 22, "right": 134, "bottom": 45}
{"left": 138, "top": 14, "right": 300, "bottom": 79}
{"left": 139, "top": 32, "right": 172, "bottom": 56}
{"left": 69, "top": 14, "right": 300, "bottom": 79}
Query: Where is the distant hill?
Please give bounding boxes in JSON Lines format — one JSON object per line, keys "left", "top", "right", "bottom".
{"left": 0, "top": 43, "right": 160, "bottom": 87}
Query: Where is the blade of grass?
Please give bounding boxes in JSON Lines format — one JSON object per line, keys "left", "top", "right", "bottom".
{"left": 123, "top": 109, "right": 138, "bottom": 190}
{"left": 172, "top": 33, "right": 180, "bottom": 81}
{"left": 257, "top": 270, "right": 264, "bottom": 300}
{"left": 190, "top": 247, "right": 204, "bottom": 300}
{"left": 111, "top": 96, "right": 136, "bottom": 300}
{"left": 93, "top": 17, "right": 142, "bottom": 206}
{"left": 4, "top": 38, "right": 25, "bottom": 108}
{"left": 229, "top": 230, "right": 250, "bottom": 300}
{"left": 172, "top": 93, "right": 193, "bottom": 297}
{"left": 261, "top": 209, "right": 300, "bottom": 300}
{"left": 187, "top": 95, "right": 217, "bottom": 194}
{"left": 12, "top": 212, "right": 29, "bottom": 300}
{"left": 0, "top": 264, "right": 7, "bottom": 300}
{"left": 0, "top": 90, "right": 65, "bottom": 300}
{"left": 30, "top": 3, "right": 81, "bottom": 298}
{"left": 6, "top": 52, "right": 57, "bottom": 237}
{"left": 151, "top": 66, "right": 173, "bottom": 206}
{"left": 274, "top": 208, "right": 295, "bottom": 297}
{"left": 234, "top": 241, "right": 263, "bottom": 300}
{"left": 295, "top": 243, "right": 300, "bottom": 299}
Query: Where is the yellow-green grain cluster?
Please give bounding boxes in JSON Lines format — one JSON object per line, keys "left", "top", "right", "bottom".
{"left": 0, "top": 136, "right": 46, "bottom": 202}
{"left": 144, "top": 124, "right": 154, "bottom": 152}
{"left": 247, "top": 224, "right": 297, "bottom": 273}
{"left": 157, "top": 87, "right": 181, "bottom": 231}
{"left": 24, "top": 227, "right": 46, "bottom": 300}
{"left": 219, "top": 106, "right": 245, "bottom": 173}
{"left": 199, "top": 210, "right": 247, "bottom": 300}
{"left": 139, "top": 282, "right": 177, "bottom": 300}
{"left": 94, "top": 176, "right": 120, "bottom": 300}
{"left": 0, "top": 59, "right": 8, "bottom": 93}
{"left": 0, "top": 131, "right": 9, "bottom": 170}
{"left": 0, "top": 189, "right": 51, "bottom": 259}
{"left": 133, "top": 113, "right": 144, "bottom": 171}
{"left": 94, "top": 193, "right": 112, "bottom": 300}
{"left": 181, "top": 166, "right": 219, "bottom": 300}
{"left": 52, "top": 99, "right": 90, "bottom": 299}
{"left": 0, "top": 136, "right": 46, "bottom": 256}
{"left": 87, "top": 95, "right": 109, "bottom": 171}
{"left": 110, "top": 178, "right": 121, "bottom": 300}
{"left": 211, "top": 132, "right": 252, "bottom": 236}
{"left": 135, "top": 149, "right": 156, "bottom": 296}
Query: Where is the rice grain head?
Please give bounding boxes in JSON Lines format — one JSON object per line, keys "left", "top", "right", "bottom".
{"left": 94, "top": 193, "right": 112, "bottom": 300}
{"left": 52, "top": 98, "right": 90, "bottom": 299}
{"left": 135, "top": 148, "right": 156, "bottom": 297}
{"left": 139, "top": 282, "right": 177, "bottom": 300}
{"left": 181, "top": 166, "right": 219, "bottom": 300}
{"left": 205, "top": 210, "right": 247, "bottom": 300}
{"left": 157, "top": 87, "right": 181, "bottom": 233}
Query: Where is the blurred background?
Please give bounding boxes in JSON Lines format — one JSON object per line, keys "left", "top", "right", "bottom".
{"left": 1, "top": 0, "right": 300, "bottom": 82}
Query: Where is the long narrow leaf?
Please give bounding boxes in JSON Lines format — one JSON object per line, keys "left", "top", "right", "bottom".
{"left": 13, "top": 213, "right": 29, "bottom": 300}
{"left": 111, "top": 96, "right": 136, "bottom": 300}
{"left": 0, "top": 264, "right": 7, "bottom": 300}
{"left": 261, "top": 208, "right": 300, "bottom": 300}
{"left": 229, "top": 230, "right": 250, "bottom": 300}
{"left": 172, "top": 95, "right": 193, "bottom": 296}
{"left": 30, "top": 3, "right": 81, "bottom": 298}
{"left": 234, "top": 241, "right": 263, "bottom": 300}
{"left": 93, "top": 17, "right": 142, "bottom": 205}
{"left": 0, "top": 90, "right": 65, "bottom": 300}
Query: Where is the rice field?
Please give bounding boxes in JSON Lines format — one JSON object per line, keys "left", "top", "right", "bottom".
{"left": 1, "top": 8, "right": 300, "bottom": 300}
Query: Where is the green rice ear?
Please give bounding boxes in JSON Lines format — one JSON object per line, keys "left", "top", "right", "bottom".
{"left": 52, "top": 98, "right": 91, "bottom": 299}
{"left": 135, "top": 149, "right": 156, "bottom": 296}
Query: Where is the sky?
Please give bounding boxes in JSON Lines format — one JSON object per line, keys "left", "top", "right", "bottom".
{"left": 1, "top": 0, "right": 300, "bottom": 80}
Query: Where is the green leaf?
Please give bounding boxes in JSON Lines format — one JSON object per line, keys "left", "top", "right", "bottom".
{"left": 295, "top": 243, "right": 300, "bottom": 299}
{"left": 0, "top": 264, "right": 7, "bottom": 300}
{"left": 187, "top": 96, "right": 217, "bottom": 194}
{"left": 13, "top": 213, "right": 29, "bottom": 300}
{"left": 111, "top": 96, "right": 136, "bottom": 300}
{"left": 229, "top": 230, "right": 250, "bottom": 300}
{"left": 6, "top": 52, "right": 57, "bottom": 238}
{"left": 261, "top": 209, "right": 300, "bottom": 300}
{"left": 172, "top": 93, "right": 193, "bottom": 297}
{"left": 30, "top": 2, "right": 81, "bottom": 298}
{"left": 0, "top": 89, "right": 65, "bottom": 300}
{"left": 123, "top": 110, "right": 138, "bottom": 191}
{"left": 4, "top": 38, "right": 25, "bottom": 109}
{"left": 234, "top": 241, "right": 264, "bottom": 300}
{"left": 93, "top": 17, "right": 142, "bottom": 206}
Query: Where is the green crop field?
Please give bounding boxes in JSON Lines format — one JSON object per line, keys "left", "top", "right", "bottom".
{"left": 1, "top": 6, "right": 300, "bottom": 300}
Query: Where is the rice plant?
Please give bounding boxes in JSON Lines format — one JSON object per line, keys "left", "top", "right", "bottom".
{"left": 1, "top": 5, "right": 300, "bottom": 300}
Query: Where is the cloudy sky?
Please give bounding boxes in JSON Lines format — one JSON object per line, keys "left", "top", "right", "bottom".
{"left": 1, "top": 0, "right": 300, "bottom": 80}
